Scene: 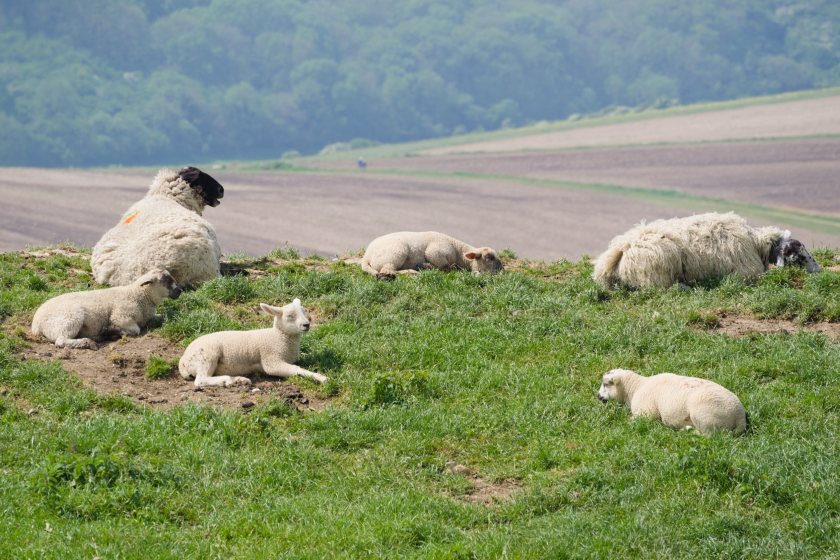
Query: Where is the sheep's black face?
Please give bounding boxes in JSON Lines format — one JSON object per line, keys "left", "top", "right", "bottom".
{"left": 775, "top": 238, "right": 821, "bottom": 273}
{"left": 179, "top": 166, "right": 225, "bottom": 207}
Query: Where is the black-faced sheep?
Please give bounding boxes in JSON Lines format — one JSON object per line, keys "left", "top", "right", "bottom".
{"left": 360, "top": 231, "right": 504, "bottom": 280}
{"left": 178, "top": 299, "right": 327, "bottom": 388}
{"left": 593, "top": 212, "right": 820, "bottom": 289}
{"left": 597, "top": 368, "right": 747, "bottom": 435}
{"left": 91, "top": 167, "right": 225, "bottom": 288}
{"left": 31, "top": 269, "right": 181, "bottom": 349}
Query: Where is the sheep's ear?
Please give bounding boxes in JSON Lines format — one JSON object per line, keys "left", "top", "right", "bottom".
{"left": 782, "top": 230, "right": 791, "bottom": 241}
{"left": 179, "top": 166, "right": 201, "bottom": 185}
{"left": 140, "top": 279, "right": 153, "bottom": 287}
{"left": 292, "top": 298, "right": 301, "bottom": 306}
{"left": 464, "top": 251, "right": 478, "bottom": 261}
{"left": 260, "top": 303, "right": 281, "bottom": 316}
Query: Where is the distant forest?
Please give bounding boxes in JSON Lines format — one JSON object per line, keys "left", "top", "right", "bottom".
{"left": 1, "top": 0, "right": 839, "bottom": 166}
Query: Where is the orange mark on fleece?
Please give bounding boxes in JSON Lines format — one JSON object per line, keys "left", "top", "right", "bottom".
{"left": 122, "top": 211, "right": 139, "bottom": 224}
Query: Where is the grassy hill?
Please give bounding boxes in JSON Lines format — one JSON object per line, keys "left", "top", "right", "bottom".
{"left": 2, "top": 247, "right": 840, "bottom": 558}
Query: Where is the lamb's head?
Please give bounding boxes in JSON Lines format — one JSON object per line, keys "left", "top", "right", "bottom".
{"left": 260, "top": 298, "right": 311, "bottom": 335}
{"left": 598, "top": 369, "right": 635, "bottom": 404}
{"left": 136, "top": 269, "right": 182, "bottom": 301}
{"left": 179, "top": 166, "right": 225, "bottom": 208}
{"left": 464, "top": 247, "right": 504, "bottom": 275}
{"left": 770, "top": 231, "right": 821, "bottom": 273}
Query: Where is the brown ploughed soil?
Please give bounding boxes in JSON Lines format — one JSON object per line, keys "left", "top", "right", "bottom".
{"left": 426, "top": 95, "right": 840, "bottom": 154}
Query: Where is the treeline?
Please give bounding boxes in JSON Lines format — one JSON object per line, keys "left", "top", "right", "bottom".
{"left": 1, "top": 0, "right": 838, "bottom": 166}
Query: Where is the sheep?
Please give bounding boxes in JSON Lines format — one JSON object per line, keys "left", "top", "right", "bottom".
{"left": 31, "top": 269, "right": 181, "bottom": 349}
{"left": 178, "top": 298, "right": 327, "bottom": 388}
{"left": 91, "top": 166, "right": 225, "bottom": 289}
{"left": 597, "top": 368, "right": 747, "bottom": 435}
{"left": 592, "top": 212, "right": 821, "bottom": 289}
{"left": 359, "top": 231, "right": 504, "bottom": 280}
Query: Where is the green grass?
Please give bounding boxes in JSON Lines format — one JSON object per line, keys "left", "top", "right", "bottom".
{"left": 2, "top": 248, "right": 840, "bottom": 558}
{"left": 145, "top": 355, "right": 178, "bottom": 380}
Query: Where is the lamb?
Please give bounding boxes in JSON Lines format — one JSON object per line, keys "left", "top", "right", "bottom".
{"left": 592, "top": 212, "right": 821, "bottom": 289}
{"left": 359, "top": 231, "right": 504, "bottom": 280}
{"left": 597, "top": 368, "right": 747, "bottom": 435}
{"left": 31, "top": 269, "right": 181, "bottom": 349}
{"left": 91, "top": 166, "right": 225, "bottom": 288}
{"left": 178, "top": 298, "right": 327, "bottom": 388}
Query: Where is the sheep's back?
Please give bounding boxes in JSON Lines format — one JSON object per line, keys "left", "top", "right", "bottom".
{"left": 91, "top": 196, "right": 220, "bottom": 287}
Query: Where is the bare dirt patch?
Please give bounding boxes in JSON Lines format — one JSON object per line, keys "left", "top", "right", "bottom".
{"left": 696, "top": 312, "right": 840, "bottom": 340}
{"left": 18, "top": 334, "right": 331, "bottom": 412}
{"left": 444, "top": 462, "right": 522, "bottom": 505}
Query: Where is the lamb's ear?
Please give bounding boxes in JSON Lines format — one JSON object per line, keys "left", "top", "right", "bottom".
{"left": 464, "top": 251, "right": 478, "bottom": 261}
{"left": 292, "top": 298, "right": 301, "bottom": 306}
{"left": 259, "top": 303, "right": 282, "bottom": 316}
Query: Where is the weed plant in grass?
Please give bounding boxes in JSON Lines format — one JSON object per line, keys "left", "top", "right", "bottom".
{"left": 1, "top": 247, "right": 840, "bottom": 558}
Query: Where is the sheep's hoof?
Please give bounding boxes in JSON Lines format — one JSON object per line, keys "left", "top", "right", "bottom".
{"left": 376, "top": 273, "right": 396, "bottom": 281}
{"left": 227, "top": 376, "right": 252, "bottom": 387}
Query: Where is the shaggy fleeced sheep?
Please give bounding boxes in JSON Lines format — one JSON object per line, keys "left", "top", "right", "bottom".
{"left": 31, "top": 269, "right": 181, "bottom": 349}
{"left": 597, "top": 368, "right": 747, "bottom": 435}
{"left": 91, "top": 167, "right": 225, "bottom": 288}
{"left": 359, "top": 231, "right": 504, "bottom": 280}
{"left": 178, "top": 298, "right": 327, "bottom": 388}
{"left": 592, "top": 212, "right": 821, "bottom": 289}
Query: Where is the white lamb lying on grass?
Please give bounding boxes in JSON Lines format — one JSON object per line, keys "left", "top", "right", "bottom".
{"left": 31, "top": 269, "right": 181, "bottom": 349}
{"left": 178, "top": 298, "right": 327, "bottom": 388}
{"left": 597, "top": 368, "right": 747, "bottom": 435}
{"left": 359, "top": 231, "right": 504, "bottom": 280}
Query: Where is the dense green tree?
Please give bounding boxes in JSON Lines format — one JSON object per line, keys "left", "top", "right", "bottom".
{"left": 0, "top": 0, "right": 838, "bottom": 166}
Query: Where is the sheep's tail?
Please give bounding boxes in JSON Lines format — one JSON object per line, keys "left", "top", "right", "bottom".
{"left": 592, "top": 244, "right": 625, "bottom": 288}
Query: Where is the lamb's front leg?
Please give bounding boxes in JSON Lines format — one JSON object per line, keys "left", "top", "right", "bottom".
{"left": 110, "top": 315, "right": 142, "bottom": 337}
{"left": 263, "top": 360, "right": 328, "bottom": 384}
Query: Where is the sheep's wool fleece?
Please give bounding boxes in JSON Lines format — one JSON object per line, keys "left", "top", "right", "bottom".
{"left": 91, "top": 169, "right": 221, "bottom": 287}
{"left": 593, "top": 212, "right": 783, "bottom": 289}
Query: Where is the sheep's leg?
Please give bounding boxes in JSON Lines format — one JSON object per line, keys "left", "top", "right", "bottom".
{"left": 263, "top": 361, "right": 328, "bottom": 384}
{"left": 359, "top": 259, "right": 381, "bottom": 277}
{"left": 45, "top": 312, "right": 96, "bottom": 349}
{"left": 376, "top": 263, "right": 398, "bottom": 281}
{"left": 182, "top": 351, "right": 251, "bottom": 388}
{"left": 194, "top": 374, "right": 252, "bottom": 388}
{"left": 55, "top": 336, "right": 97, "bottom": 350}
{"left": 110, "top": 315, "right": 142, "bottom": 337}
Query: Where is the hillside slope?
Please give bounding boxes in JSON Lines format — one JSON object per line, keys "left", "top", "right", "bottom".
{"left": 2, "top": 247, "right": 840, "bottom": 557}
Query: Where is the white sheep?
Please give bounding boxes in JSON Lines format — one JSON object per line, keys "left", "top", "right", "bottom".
{"left": 592, "top": 212, "right": 821, "bottom": 289}
{"left": 31, "top": 269, "right": 181, "bottom": 349}
{"left": 597, "top": 368, "right": 747, "bottom": 435}
{"left": 178, "top": 298, "right": 327, "bottom": 388}
{"left": 91, "top": 167, "right": 225, "bottom": 288}
{"left": 359, "top": 231, "right": 504, "bottom": 280}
